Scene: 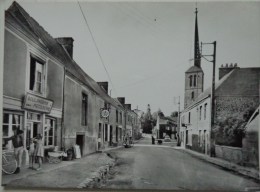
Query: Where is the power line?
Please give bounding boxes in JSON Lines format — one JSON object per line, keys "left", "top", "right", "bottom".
{"left": 77, "top": 1, "right": 117, "bottom": 96}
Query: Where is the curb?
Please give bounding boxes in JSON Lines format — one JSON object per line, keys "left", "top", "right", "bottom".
{"left": 77, "top": 155, "right": 116, "bottom": 188}
{"left": 176, "top": 148, "right": 260, "bottom": 182}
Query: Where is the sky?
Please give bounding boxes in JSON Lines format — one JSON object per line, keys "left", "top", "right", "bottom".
{"left": 5, "top": 0, "right": 260, "bottom": 116}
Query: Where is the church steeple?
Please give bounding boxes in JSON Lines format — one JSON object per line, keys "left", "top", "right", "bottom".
{"left": 184, "top": 6, "right": 204, "bottom": 108}
{"left": 194, "top": 7, "right": 201, "bottom": 68}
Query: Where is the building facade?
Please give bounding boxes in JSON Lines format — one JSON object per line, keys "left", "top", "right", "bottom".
{"left": 3, "top": 2, "right": 138, "bottom": 161}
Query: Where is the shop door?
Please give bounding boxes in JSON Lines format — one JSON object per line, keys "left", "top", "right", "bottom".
{"left": 26, "top": 122, "right": 41, "bottom": 146}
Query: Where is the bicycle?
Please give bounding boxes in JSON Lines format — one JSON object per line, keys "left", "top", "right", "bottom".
{"left": 2, "top": 149, "right": 17, "bottom": 174}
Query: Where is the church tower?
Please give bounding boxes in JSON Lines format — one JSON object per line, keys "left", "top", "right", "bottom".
{"left": 184, "top": 7, "right": 204, "bottom": 108}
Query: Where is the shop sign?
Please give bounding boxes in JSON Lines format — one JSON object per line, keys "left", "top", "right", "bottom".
{"left": 100, "top": 108, "right": 110, "bottom": 118}
{"left": 23, "top": 93, "right": 53, "bottom": 113}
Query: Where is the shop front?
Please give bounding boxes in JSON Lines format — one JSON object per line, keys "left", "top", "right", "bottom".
{"left": 3, "top": 93, "right": 60, "bottom": 163}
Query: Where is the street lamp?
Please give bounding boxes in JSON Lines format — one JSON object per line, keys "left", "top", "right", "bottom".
{"left": 201, "top": 41, "right": 217, "bottom": 157}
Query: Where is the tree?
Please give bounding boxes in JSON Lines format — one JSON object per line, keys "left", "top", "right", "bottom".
{"left": 213, "top": 107, "right": 256, "bottom": 147}
{"left": 170, "top": 111, "right": 178, "bottom": 118}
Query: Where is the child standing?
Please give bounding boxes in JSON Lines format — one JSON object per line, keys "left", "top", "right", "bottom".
{"left": 34, "top": 134, "right": 44, "bottom": 171}
{"left": 28, "top": 139, "right": 35, "bottom": 169}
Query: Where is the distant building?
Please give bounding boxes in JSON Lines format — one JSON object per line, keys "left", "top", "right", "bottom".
{"left": 154, "top": 115, "right": 177, "bottom": 140}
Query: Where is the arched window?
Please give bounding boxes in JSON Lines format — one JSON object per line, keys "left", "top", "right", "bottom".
{"left": 191, "top": 91, "right": 194, "bottom": 99}
{"left": 189, "top": 75, "right": 193, "bottom": 87}
{"left": 194, "top": 75, "right": 197, "bottom": 87}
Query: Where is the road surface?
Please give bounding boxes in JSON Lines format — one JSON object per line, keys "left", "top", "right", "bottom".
{"left": 104, "top": 136, "right": 260, "bottom": 191}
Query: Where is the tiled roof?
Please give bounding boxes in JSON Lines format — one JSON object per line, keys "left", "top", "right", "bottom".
{"left": 5, "top": 1, "right": 121, "bottom": 108}
{"left": 185, "top": 65, "right": 203, "bottom": 73}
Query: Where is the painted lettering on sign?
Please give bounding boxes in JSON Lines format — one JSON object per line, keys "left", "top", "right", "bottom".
{"left": 23, "top": 93, "right": 53, "bottom": 113}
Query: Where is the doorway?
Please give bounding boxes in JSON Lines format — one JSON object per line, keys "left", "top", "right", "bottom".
{"left": 26, "top": 121, "right": 41, "bottom": 147}
{"left": 76, "top": 134, "right": 84, "bottom": 156}
{"left": 109, "top": 126, "right": 113, "bottom": 146}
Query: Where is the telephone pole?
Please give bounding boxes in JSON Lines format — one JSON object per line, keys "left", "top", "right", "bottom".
{"left": 201, "top": 41, "right": 217, "bottom": 157}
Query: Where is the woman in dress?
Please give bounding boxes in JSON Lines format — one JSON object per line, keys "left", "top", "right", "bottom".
{"left": 34, "top": 134, "right": 44, "bottom": 171}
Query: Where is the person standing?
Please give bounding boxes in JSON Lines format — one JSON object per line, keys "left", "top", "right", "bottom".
{"left": 28, "top": 139, "right": 35, "bottom": 169}
{"left": 33, "top": 134, "right": 44, "bottom": 171}
{"left": 4, "top": 129, "right": 24, "bottom": 174}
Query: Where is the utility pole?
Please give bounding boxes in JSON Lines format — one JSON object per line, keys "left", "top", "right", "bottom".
{"left": 201, "top": 41, "right": 217, "bottom": 157}
{"left": 177, "top": 96, "right": 181, "bottom": 146}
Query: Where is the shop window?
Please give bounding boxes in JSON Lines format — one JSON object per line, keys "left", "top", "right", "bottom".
{"left": 82, "top": 93, "right": 88, "bottom": 126}
{"left": 44, "top": 118, "right": 56, "bottom": 146}
{"left": 2, "top": 113, "right": 23, "bottom": 149}
{"left": 29, "top": 56, "right": 45, "bottom": 94}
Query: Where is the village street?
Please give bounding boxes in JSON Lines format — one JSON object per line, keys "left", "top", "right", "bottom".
{"left": 104, "top": 136, "right": 260, "bottom": 191}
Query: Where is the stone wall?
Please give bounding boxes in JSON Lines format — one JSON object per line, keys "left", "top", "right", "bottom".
{"left": 215, "top": 96, "right": 259, "bottom": 122}
{"left": 215, "top": 145, "right": 243, "bottom": 164}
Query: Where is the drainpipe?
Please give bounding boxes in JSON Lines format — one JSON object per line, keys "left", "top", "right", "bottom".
{"left": 61, "top": 67, "right": 66, "bottom": 150}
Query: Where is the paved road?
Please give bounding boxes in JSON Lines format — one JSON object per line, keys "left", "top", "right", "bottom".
{"left": 105, "top": 136, "right": 260, "bottom": 191}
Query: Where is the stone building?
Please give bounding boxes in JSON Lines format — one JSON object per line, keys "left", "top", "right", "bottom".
{"left": 2, "top": 2, "right": 133, "bottom": 159}
{"left": 181, "top": 64, "right": 260, "bottom": 155}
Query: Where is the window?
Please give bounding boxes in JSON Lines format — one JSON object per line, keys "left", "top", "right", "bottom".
{"left": 204, "top": 103, "right": 207, "bottom": 120}
{"left": 189, "top": 75, "right": 193, "bottom": 87}
{"left": 29, "top": 56, "right": 45, "bottom": 94}
{"left": 188, "top": 112, "right": 191, "bottom": 124}
{"left": 2, "top": 113, "right": 23, "bottom": 149}
{"left": 44, "top": 118, "right": 56, "bottom": 146}
{"left": 82, "top": 93, "right": 88, "bottom": 126}
{"left": 191, "top": 91, "right": 194, "bottom": 100}
{"left": 194, "top": 75, "right": 197, "bottom": 87}
{"left": 199, "top": 106, "right": 202, "bottom": 120}
{"left": 120, "top": 112, "right": 122, "bottom": 124}
{"left": 116, "top": 110, "right": 118, "bottom": 123}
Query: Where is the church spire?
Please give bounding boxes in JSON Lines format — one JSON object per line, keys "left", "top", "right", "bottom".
{"left": 194, "top": 7, "right": 201, "bottom": 68}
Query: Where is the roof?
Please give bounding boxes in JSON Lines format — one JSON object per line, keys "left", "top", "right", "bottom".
{"left": 5, "top": 2, "right": 121, "bottom": 108}
{"left": 185, "top": 66, "right": 203, "bottom": 73}
{"left": 183, "top": 67, "right": 260, "bottom": 112}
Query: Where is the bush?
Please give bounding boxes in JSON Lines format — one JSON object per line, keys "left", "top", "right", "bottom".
{"left": 213, "top": 107, "right": 255, "bottom": 147}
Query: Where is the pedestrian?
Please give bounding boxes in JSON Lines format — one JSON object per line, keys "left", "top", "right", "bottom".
{"left": 33, "top": 134, "right": 44, "bottom": 171}
{"left": 4, "top": 129, "right": 24, "bottom": 174}
{"left": 28, "top": 139, "right": 35, "bottom": 169}
{"left": 152, "top": 135, "right": 155, "bottom": 144}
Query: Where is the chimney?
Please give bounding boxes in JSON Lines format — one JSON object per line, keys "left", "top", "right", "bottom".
{"left": 124, "top": 104, "right": 131, "bottom": 111}
{"left": 219, "top": 63, "right": 239, "bottom": 80}
{"left": 55, "top": 37, "right": 74, "bottom": 58}
{"left": 97, "top": 82, "right": 108, "bottom": 94}
{"left": 117, "top": 97, "right": 125, "bottom": 105}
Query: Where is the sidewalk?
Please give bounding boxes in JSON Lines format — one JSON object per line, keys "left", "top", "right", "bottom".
{"left": 2, "top": 152, "right": 115, "bottom": 189}
{"left": 175, "top": 147, "right": 260, "bottom": 181}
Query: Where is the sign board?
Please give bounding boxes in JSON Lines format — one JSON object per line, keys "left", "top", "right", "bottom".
{"left": 100, "top": 109, "right": 110, "bottom": 118}
{"left": 23, "top": 93, "right": 53, "bottom": 113}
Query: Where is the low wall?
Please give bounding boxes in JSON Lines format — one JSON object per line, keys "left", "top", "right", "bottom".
{"left": 215, "top": 145, "right": 243, "bottom": 164}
